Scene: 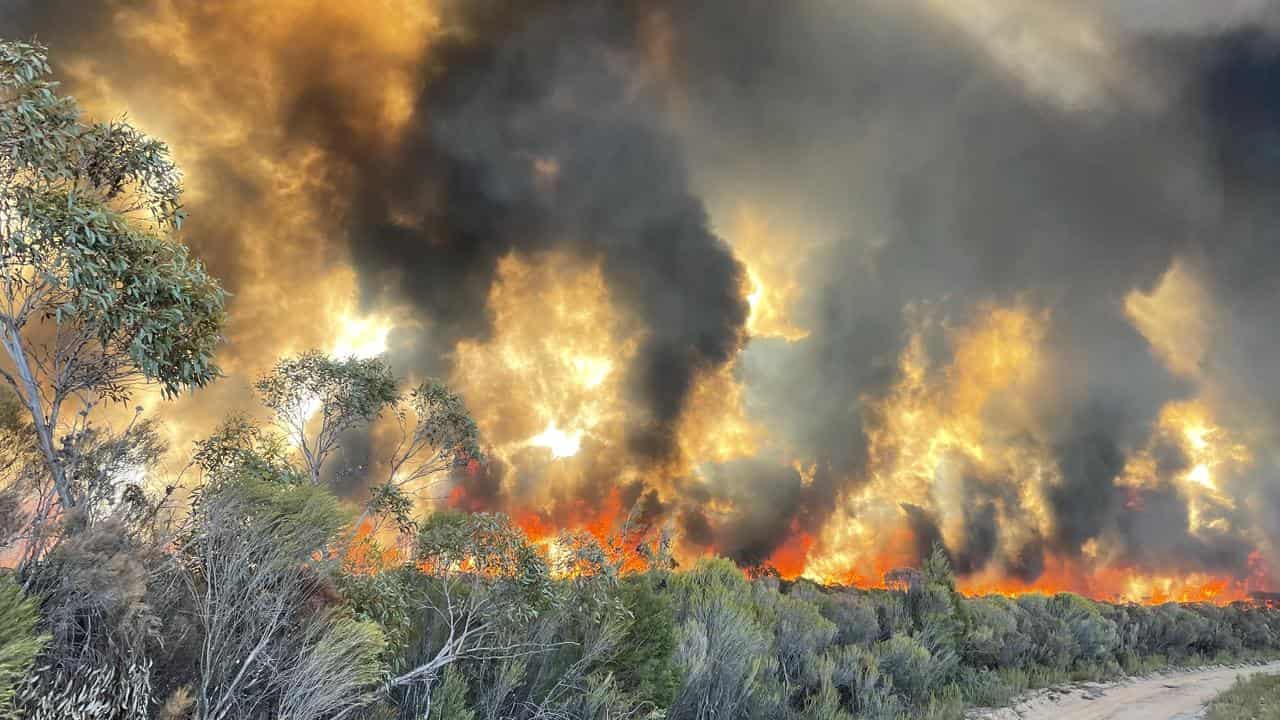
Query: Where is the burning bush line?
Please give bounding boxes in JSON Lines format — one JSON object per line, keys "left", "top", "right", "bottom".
{"left": 12, "top": 473, "right": 1280, "bottom": 720}
{"left": 2, "top": 352, "right": 1280, "bottom": 719}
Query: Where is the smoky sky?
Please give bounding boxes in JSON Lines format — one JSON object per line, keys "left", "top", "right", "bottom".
{"left": 7, "top": 0, "right": 1280, "bottom": 586}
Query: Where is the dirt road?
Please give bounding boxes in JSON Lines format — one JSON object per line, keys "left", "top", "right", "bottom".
{"left": 968, "top": 661, "right": 1280, "bottom": 720}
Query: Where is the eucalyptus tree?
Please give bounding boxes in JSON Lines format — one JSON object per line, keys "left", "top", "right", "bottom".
{"left": 254, "top": 351, "right": 398, "bottom": 485}
{"left": 0, "top": 40, "right": 226, "bottom": 511}
{"left": 364, "top": 379, "right": 480, "bottom": 532}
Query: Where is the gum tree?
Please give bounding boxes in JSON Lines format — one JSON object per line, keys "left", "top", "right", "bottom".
{"left": 363, "top": 380, "right": 480, "bottom": 532}
{"left": 0, "top": 40, "right": 226, "bottom": 510}
{"left": 254, "top": 351, "right": 398, "bottom": 485}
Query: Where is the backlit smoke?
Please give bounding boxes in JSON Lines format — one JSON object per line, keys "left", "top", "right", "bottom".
{"left": 7, "top": 0, "right": 1280, "bottom": 602}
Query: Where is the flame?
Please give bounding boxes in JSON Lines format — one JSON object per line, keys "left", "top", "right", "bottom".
{"left": 329, "top": 287, "right": 1266, "bottom": 605}
{"left": 453, "top": 252, "right": 635, "bottom": 457}
{"left": 677, "top": 361, "right": 764, "bottom": 467}
{"left": 794, "top": 301, "right": 1266, "bottom": 604}
{"left": 331, "top": 312, "right": 393, "bottom": 360}
{"left": 346, "top": 517, "right": 403, "bottom": 574}
{"left": 807, "top": 303, "right": 1051, "bottom": 584}
{"left": 726, "top": 206, "right": 809, "bottom": 342}
{"left": 1135, "top": 400, "right": 1249, "bottom": 533}
{"left": 956, "top": 555, "right": 1265, "bottom": 605}
{"left": 767, "top": 520, "right": 816, "bottom": 580}
{"left": 446, "top": 252, "right": 651, "bottom": 525}
{"left": 528, "top": 422, "right": 583, "bottom": 459}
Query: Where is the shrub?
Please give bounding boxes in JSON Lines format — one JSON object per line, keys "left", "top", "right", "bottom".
{"left": 818, "top": 591, "right": 881, "bottom": 648}
{"left": 962, "top": 596, "right": 1030, "bottom": 669}
{"left": 427, "top": 667, "right": 475, "bottom": 720}
{"left": 1049, "top": 593, "right": 1119, "bottom": 666}
{"left": 874, "top": 634, "right": 934, "bottom": 705}
{"left": 668, "top": 559, "right": 774, "bottom": 720}
{"left": 1015, "top": 594, "right": 1076, "bottom": 669}
{"left": 0, "top": 576, "right": 44, "bottom": 717}
{"left": 828, "top": 644, "right": 903, "bottom": 720}
{"left": 607, "top": 574, "right": 682, "bottom": 708}
{"left": 16, "top": 659, "right": 151, "bottom": 720}
{"left": 772, "top": 593, "right": 837, "bottom": 689}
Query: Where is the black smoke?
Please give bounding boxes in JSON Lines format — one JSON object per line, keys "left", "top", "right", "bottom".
{"left": 337, "top": 2, "right": 748, "bottom": 461}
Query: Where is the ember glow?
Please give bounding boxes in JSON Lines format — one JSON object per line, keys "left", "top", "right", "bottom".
{"left": 15, "top": 0, "right": 1280, "bottom": 604}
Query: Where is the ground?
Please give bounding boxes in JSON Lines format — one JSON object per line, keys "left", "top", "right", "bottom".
{"left": 968, "top": 661, "right": 1280, "bottom": 720}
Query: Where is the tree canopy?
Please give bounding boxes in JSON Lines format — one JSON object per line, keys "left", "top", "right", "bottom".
{"left": 0, "top": 39, "right": 225, "bottom": 509}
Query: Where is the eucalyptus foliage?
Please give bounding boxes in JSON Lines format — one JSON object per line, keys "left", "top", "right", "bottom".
{"left": 255, "top": 352, "right": 398, "bottom": 484}
{"left": 0, "top": 40, "right": 225, "bottom": 509}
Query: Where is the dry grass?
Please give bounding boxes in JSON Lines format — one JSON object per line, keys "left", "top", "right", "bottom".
{"left": 1205, "top": 672, "right": 1280, "bottom": 720}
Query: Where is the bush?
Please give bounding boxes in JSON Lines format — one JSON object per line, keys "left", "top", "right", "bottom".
{"left": 1205, "top": 672, "right": 1280, "bottom": 720}
{"left": 16, "top": 659, "right": 152, "bottom": 720}
{"left": 427, "top": 667, "right": 475, "bottom": 720}
{"left": 828, "top": 644, "right": 903, "bottom": 719}
{"left": 607, "top": 574, "right": 682, "bottom": 708}
{"left": 0, "top": 576, "right": 44, "bottom": 717}
{"left": 772, "top": 593, "right": 837, "bottom": 689}
{"left": 1049, "top": 593, "right": 1119, "bottom": 666}
{"left": 874, "top": 634, "right": 934, "bottom": 705}
{"left": 1015, "top": 594, "right": 1076, "bottom": 670}
{"left": 668, "top": 559, "right": 775, "bottom": 720}
{"left": 818, "top": 590, "right": 881, "bottom": 648}
{"left": 962, "top": 596, "right": 1030, "bottom": 669}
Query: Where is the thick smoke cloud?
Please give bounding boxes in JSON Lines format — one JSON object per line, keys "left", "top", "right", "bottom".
{"left": 321, "top": 2, "right": 749, "bottom": 461}
{"left": 7, "top": 0, "right": 1280, "bottom": 591}
{"left": 661, "top": 2, "right": 1280, "bottom": 579}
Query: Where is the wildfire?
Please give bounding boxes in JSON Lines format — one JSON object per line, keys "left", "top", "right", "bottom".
{"left": 767, "top": 524, "right": 816, "bottom": 580}
{"left": 726, "top": 206, "right": 809, "bottom": 342}
{"left": 346, "top": 517, "right": 405, "bottom": 574}
{"left": 330, "top": 278, "right": 1268, "bottom": 606}
{"left": 1120, "top": 400, "right": 1251, "bottom": 535}
{"left": 806, "top": 303, "right": 1051, "bottom": 585}
{"left": 528, "top": 423, "right": 584, "bottom": 459}
{"left": 40, "top": 0, "right": 1278, "bottom": 611}
{"left": 956, "top": 556, "right": 1265, "bottom": 605}
{"left": 331, "top": 312, "right": 393, "bottom": 360}
{"left": 791, "top": 300, "right": 1268, "bottom": 605}
{"left": 453, "top": 252, "right": 633, "bottom": 460}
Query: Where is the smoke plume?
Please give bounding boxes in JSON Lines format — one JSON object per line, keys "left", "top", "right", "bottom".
{"left": 7, "top": 0, "right": 1280, "bottom": 601}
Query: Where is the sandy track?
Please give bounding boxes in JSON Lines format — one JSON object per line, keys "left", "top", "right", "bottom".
{"left": 968, "top": 661, "right": 1280, "bottom": 720}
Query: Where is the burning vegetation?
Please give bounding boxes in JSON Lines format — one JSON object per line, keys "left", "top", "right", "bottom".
{"left": 2, "top": 0, "right": 1274, "bottom": 605}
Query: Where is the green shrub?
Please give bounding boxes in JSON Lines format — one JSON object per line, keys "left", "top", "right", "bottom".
{"left": 772, "top": 593, "right": 837, "bottom": 689}
{"left": 0, "top": 576, "right": 44, "bottom": 717}
{"left": 828, "top": 644, "right": 903, "bottom": 720}
{"left": 668, "top": 559, "right": 775, "bottom": 720}
{"left": 608, "top": 574, "right": 682, "bottom": 708}
{"left": 427, "top": 667, "right": 475, "bottom": 720}
{"left": 875, "top": 634, "right": 934, "bottom": 705}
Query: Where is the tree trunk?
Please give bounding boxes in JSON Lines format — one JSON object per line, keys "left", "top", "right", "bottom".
{"left": 0, "top": 326, "right": 73, "bottom": 508}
